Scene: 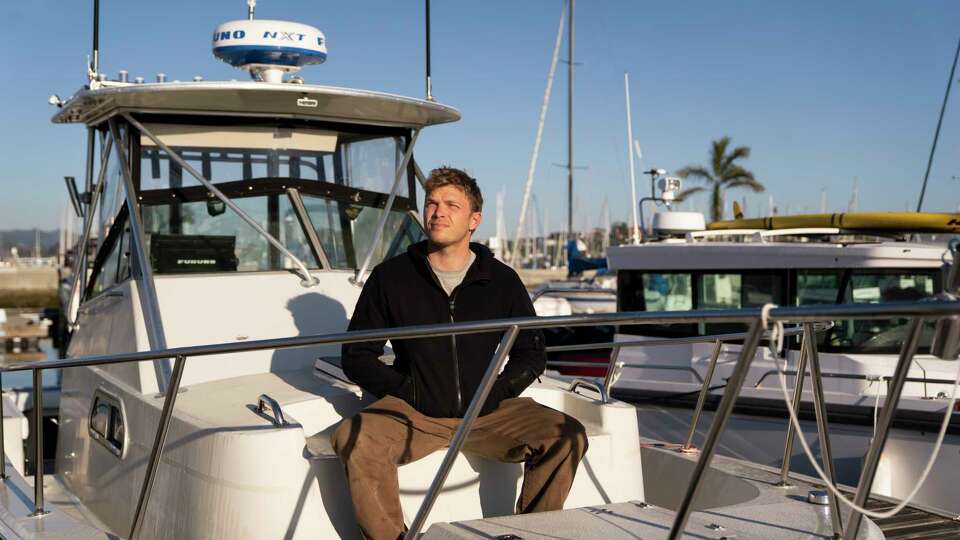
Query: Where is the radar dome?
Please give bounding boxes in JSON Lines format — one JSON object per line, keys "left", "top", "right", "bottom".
{"left": 212, "top": 19, "right": 327, "bottom": 83}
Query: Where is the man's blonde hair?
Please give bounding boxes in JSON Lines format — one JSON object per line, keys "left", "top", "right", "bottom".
{"left": 425, "top": 167, "right": 483, "bottom": 212}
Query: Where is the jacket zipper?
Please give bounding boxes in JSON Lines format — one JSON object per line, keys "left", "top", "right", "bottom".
{"left": 448, "top": 293, "right": 463, "bottom": 416}
{"left": 425, "top": 264, "right": 465, "bottom": 417}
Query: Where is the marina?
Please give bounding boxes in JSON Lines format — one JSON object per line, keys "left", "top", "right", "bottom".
{"left": 0, "top": 1, "right": 959, "bottom": 539}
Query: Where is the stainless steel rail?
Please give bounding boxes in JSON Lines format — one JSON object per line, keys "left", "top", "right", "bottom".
{"left": 286, "top": 187, "right": 331, "bottom": 270}
{"left": 776, "top": 330, "right": 808, "bottom": 487}
{"left": 403, "top": 326, "right": 520, "bottom": 540}
{"left": 668, "top": 320, "right": 766, "bottom": 539}
{"left": 543, "top": 327, "right": 805, "bottom": 353}
{"left": 530, "top": 285, "right": 617, "bottom": 302}
{"left": 4, "top": 300, "right": 960, "bottom": 538}
{"left": 109, "top": 119, "right": 173, "bottom": 392}
{"left": 29, "top": 369, "right": 47, "bottom": 517}
{"left": 0, "top": 371, "right": 5, "bottom": 479}
{"left": 130, "top": 354, "right": 187, "bottom": 539}
{"left": 545, "top": 326, "right": 808, "bottom": 410}
{"left": 681, "top": 339, "right": 724, "bottom": 452}
{"left": 66, "top": 134, "right": 114, "bottom": 328}
{"left": 753, "top": 369, "right": 958, "bottom": 388}
{"left": 844, "top": 319, "right": 926, "bottom": 540}
{"left": 257, "top": 394, "right": 288, "bottom": 427}
{"left": 2, "top": 307, "right": 874, "bottom": 374}
{"left": 805, "top": 322, "right": 843, "bottom": 536}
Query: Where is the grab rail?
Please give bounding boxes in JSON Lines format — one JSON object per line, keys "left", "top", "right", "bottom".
{"left": 3, "top": 299, "right": 960, "bottom": 540}
{"left": 257, "top": 395, "right": 288, "bottom": 427}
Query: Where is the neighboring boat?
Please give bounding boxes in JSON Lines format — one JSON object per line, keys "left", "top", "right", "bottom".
{"left": 550, "top": 201, "right": 960, "bottom": 513}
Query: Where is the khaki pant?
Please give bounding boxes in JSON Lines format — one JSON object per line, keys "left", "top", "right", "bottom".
{"left": 331, "top": 395, "right": 588, "bottom": 540}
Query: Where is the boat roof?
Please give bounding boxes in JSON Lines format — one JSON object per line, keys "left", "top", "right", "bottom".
{"left": 51, "top": 81, "right": 461, "bottom": 129}
{"left": 608, "top": 240, "right": 952, "bottom": 271}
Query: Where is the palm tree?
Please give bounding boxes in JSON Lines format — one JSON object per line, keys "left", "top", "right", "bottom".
{"left": 676, "top": 136, "right": 764, "bottom": 222}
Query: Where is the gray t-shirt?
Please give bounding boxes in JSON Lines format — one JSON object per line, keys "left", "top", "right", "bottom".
{"left": 430, "top": 251, "right": 476, "bottom": 296}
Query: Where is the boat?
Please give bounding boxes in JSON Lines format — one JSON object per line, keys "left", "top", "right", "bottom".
{"left": 1, "top": 3, "right": 958, "bottom": 539}
{"left": 545, "top": 180, "right": 960, "bottom": 512}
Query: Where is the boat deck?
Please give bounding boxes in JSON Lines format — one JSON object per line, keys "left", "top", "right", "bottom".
{"left": 866, "top": 498, "right": 960, "bottom": 540}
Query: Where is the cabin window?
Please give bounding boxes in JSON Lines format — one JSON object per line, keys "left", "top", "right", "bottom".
{"left": 699, "top": 272, "right": 784, "bottom": 335}
{"left": 349, "top": 206, "right": 424, "bottom": 269}
{"left": 618, "top": 270, "right": 785, "bottom": 337}
{"left": 88, "top": 216, "right": 132, "bottom": 298}
{"left": 796, "top": 271, "right": 842, "bottom": 306}
{"left": 823, "top": 270, "right": 939, "bottom": 354}
{"left": 618, "top": 271, "right": 697, "bottom": 337}
{"left": 339, "top": 136, "right": 407, "bottom": 197}
{"left": 88, "top": 390, "right": 126, "bottom": 458}
{"left": 134, "top": 124, "right": 416, "bottom": 274}
{"left": 143, "top": 195, "right": 320, "bottom": 273}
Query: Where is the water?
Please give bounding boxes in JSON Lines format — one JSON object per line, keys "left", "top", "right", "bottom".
{"left": 0, "top": 338, "right": 60, "bottom": 389}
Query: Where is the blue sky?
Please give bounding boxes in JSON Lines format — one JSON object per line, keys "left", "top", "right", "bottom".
{"left": 1, "top": 0, "right": 958, "bottom": 240}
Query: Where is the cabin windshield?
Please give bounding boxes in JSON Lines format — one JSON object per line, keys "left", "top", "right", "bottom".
{"left": 133, "top": 123, "right": 422, "bottom": 274}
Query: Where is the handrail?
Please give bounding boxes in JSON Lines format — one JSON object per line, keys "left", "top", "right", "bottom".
{"left": 530, "top": 285, "right": 616, "bottom": 302}
{"left": 109, "top": 119, "right": 173, "bottom": 391}
{"left": 66, "top": 134, "right": 114, "bottom": 328}
{"left": 752, "top": 369, "right": 958, "bottom": 388}
{"left": 544, "top": 326, "right": 808, "bottom": 353}
{"left": 4, "top": 301, "right": 959, "bottom": 374}
{"left": 10, "top": 299, "right": 960, "bottom": 539}
{"left": 257, "top": 394, "right": 288, "bottom": 427}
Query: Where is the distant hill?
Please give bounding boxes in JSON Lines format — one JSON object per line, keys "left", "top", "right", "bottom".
{"left": 0, "top": 229, "right": 60, "bottom": 258}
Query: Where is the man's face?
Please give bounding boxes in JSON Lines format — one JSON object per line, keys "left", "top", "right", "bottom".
{"left": 424, "top": 185, "right": 482, "bottom": 247}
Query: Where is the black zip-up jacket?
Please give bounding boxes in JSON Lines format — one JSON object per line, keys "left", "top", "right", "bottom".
{"left": 341, "top": 241, "right": 545, "bottom": 418}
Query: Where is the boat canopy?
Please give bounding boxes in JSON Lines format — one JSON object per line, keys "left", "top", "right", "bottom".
{"left": 708, "top": 212, "right": 960, "bottom": 233}
{"left": 52, "top": 81, "right": 461, "bottom": 128}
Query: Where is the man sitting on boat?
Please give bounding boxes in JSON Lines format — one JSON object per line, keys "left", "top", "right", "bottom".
{"left": 331, "top": 167, "right": 589, "bottom": 540}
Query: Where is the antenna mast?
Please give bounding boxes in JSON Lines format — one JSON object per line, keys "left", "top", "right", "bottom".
{"left": 247, "top": 0, "right": 256, "bottom": 20}
{"left": 90, "top": 0, "right": 100, "bottom": 80}
{"left": 425, "top": 0, "right": 434, "bottom": 100}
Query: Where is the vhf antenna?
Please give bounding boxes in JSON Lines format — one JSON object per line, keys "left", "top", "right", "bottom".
{"left": 425, "top": 0, "right": 434, "bottom": 101}
{"left": 247, "top": 0, "right": 256, "bottom": 20}
{"left": 90, "top": 0, "right": 100, "bottom": 81}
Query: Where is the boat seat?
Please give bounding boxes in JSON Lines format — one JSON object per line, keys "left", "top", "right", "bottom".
{"left": 302, "top": 382, "right": 642, "bottom": 528}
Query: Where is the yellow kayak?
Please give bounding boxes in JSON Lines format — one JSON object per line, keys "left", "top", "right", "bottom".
{"left": 707, "top": 212, "right": 960, "bottom": 233}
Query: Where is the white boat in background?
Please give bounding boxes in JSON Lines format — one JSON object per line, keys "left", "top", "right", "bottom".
{"left": 542, "top": 191, "right": 960, "bottom": 513}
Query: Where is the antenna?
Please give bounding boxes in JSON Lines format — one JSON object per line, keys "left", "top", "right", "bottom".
{"left": 90, "top": 0, "right": 100, "bottom": 80}
{"left": 247, "top": 0, "right": 256, "bottom": 20}
{"left": 425, "top": 0, "right": 433, "bottom": 101}
{"left": 624, "top": 72, "right": 640, "bottom": 244}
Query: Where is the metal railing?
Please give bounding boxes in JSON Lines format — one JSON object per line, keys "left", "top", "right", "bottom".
{"left": 1, "top": 300, "right": 959, "bottom": 539}
{"left": 544, "top": 325, "right": 812, "bottom": 452}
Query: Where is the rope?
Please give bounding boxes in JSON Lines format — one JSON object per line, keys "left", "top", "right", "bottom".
{"left": 772, "top": 330, "right": 960, "bottom": 519}
{"left": 761, "top": 303, "right": 785, "bottom": 357}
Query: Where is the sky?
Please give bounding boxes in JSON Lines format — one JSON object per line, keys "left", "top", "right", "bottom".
{"left": 1, "top": 0, "right": 958, "bottom": 241}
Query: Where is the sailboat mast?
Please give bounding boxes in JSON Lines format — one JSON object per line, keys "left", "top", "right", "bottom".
{"left": 566, "top": 0, "right": 575, "bottom": 240}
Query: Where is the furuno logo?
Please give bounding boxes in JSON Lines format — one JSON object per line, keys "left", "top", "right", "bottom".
{"left": 213, "top": 30, "right": 246, "bottom": 42}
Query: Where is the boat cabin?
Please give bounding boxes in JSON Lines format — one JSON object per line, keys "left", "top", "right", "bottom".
{"left": 609, "top": 229, "right": 953, "bottom": 354}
